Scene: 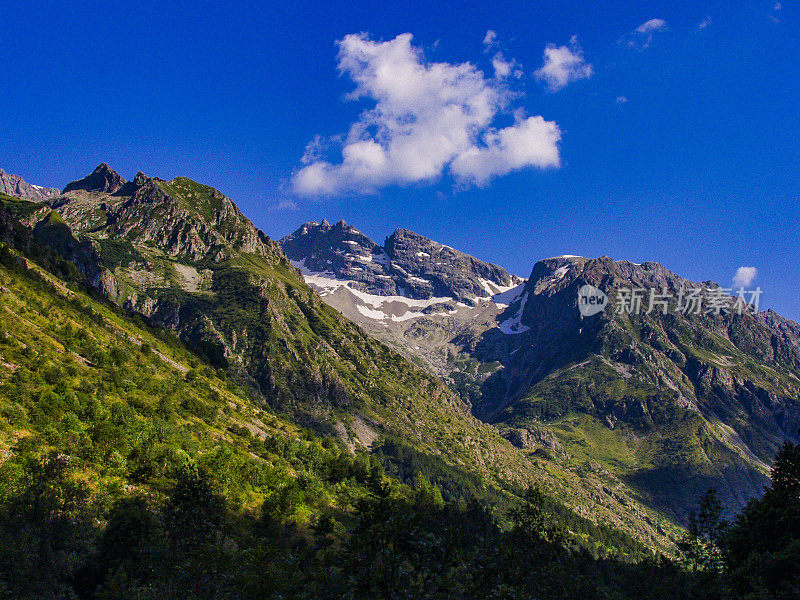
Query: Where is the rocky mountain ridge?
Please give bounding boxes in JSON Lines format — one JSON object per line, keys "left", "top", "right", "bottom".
{"left": 0, "top": 167, "right": 60, "bottom": 201}
{"left": 282, "top": 220, "right": 800, "bottom": 521}
{"left": 480, "top": 255, "right": 800, "bottom": 518}
{"left": 279, "top": 220, "right": 534, "bottom": 400}
{"left": 281, "top": 220, "right": 522, "bottom": 303}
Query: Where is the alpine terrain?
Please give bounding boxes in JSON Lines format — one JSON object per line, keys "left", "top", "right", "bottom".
{"left": 281, "top": 221, "right": 800, "bottom": 523}
{"left": 0, "top": 163, "right": 798, "bottom": 599}
{"left": 0, "top": 164, "right": 679, "bottom": 550}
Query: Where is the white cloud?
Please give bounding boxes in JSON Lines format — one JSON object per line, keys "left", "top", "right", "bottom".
{"left": 451, "top": 113, "right": 560, "bottom": 185}
{"left": 492, "top": 52, "right": 521, "bottom": 79}
{"left": 482, "top": 31, "right": 522, "bottom": 79}
{"left": 292, "top": 33, "right": 561, "bottom": 196}
{"left": 267, "top": 199, "right": 299, "bottom": 212}
{"left": 697, "top": 16, "right": 711, "bottom": 30}
{"left": 733, "top": 266, "right": 758, "bottom": 288}
{"left": 615, "top": 95, "right": 627, "bottom": 104}
{"left": 625, "top": 18, "right": 667, "bottom": 49}
{"left": 636, "top": 18, "right": 667, "bottom": 33}
{"left": 775, "top": 3, "right": 782, "bottom": 10}
{"left": 534, "top": 36, "right": 593, "bottom": 92}
{"left": 492, "top": 53, "right": 511, "bottom": 77}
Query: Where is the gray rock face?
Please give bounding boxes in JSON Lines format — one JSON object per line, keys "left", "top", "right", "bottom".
{"left": 502, "top": 426, "right": 564, "bottom": 454}
{"left": 62, "top": 163, "right": 127, "bottom": 194}
{"left": 280, "top": 220, "right": 520, "bottom": 303}
{"left": 53, "top": 169, "right": 280, "bottom": 263}
{"left": 0, "top": 167, "right": 60, "bottom": 201}
{"left": 385, "top": 229, "right": 518, "bottom": 301}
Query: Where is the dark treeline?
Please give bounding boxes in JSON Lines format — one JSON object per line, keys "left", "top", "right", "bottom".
{"left": 2, "top": 442, "right": 798, "bottom": 599}
{"left": 0, "top": 453, "right": 690, "bottom": 600}
{"left": 677, "top": 440, "right": 800, "bottom": 600}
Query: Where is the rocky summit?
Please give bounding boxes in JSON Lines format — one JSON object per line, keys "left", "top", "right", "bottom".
{"left": 473, "top": 255, "right": 800, "bottom": 519}
{"left": 281, "top": 220, "right": 522, "bottom": 303}
{"left": 0, "top": 167, "right": 60, "bottom": 201}
{"left": 62, "top": 162, "right": 128, "bottom": 194}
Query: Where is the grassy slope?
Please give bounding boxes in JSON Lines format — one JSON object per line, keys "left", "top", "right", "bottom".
{"left": 0, "top": 243, "right": 667, "bottom": 564}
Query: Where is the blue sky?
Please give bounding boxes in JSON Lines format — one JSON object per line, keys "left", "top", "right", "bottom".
{"left": 1, "top": 1, "right": 798, "bottom": 319}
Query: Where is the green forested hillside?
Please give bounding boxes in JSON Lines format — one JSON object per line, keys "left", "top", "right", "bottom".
{"left": 0, "top": 232, "right": 698, "bottom": 599}
{"left": 0, "top": 171, "right": 679, "bottom": 550}
{"left": 0, "top": 180, "right": 796, "bottom": 598}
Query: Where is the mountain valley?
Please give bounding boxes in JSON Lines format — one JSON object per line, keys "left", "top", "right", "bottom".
{"left": 0, "top": 163, "right": 798, "bottom": 597}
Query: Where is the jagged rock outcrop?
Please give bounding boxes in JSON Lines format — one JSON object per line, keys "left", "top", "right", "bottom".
{"left": 62, "top": 163, "right": 127, "bottom": 194}
{"left": 53, "top": 170, "right": 282, "bottom": 263}
{"left": 503, "top": 426, "right": 565, "bottom": 454}
{"left": 280, "top": 220, "right": 520, "bottom": 302}
{"left": 385, "top": 228, "right": 518, "bottom": 301}
{"left": 0, "top": 167, "right": 60, "bottom": 201}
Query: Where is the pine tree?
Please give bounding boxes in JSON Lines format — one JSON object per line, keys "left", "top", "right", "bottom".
{"left": 678, "top": 488, "right": 727, "bottom": 573}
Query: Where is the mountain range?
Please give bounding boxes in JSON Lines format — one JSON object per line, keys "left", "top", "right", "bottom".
{"left": 279, "top": 219, "right": 800, "bottom": 522}
{"left": 2, "top": 162, "right": 799, "bottom": 548}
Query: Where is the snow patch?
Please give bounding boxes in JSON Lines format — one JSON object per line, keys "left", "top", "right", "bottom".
{"left": 479, "top": 277, "right": 522, "bottom": 299}
{"left": 391, "top": 311, "right": 425, "bottom": 322}
{"left": 356, "top": 305, "right": 388, "bottom": 320}
{"left": 492, "top": 282, "right": 526, "bottom": 309}
{"left": 498, "top": 291, "right": 530, "bottom": 334}
{"left": 292, "top": 259, "right": 451, "bottom": 324}
{"left": 553, "top": 266, "right": 569, "bottom": 279}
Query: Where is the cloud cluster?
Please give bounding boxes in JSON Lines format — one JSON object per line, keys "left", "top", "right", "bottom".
{"left": 293, "top": 33, "right": 561, "bottom": 196}
{"left": 625, "top": 18, "right": 667, "bottom": 49}
{"left": 482, "top": 30, "right": 522, "bottom": 80}
{"left": 636, "top": 18, "right": 667, "bottom": 33}
{"left": 733, "top": 266, "right": 758, "bottom": 288}
{"left": 491, "top": 52, "right": 521, "bottom": 79}
{"left": 534, "top": 36, "right": 593, "bottom": 92}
